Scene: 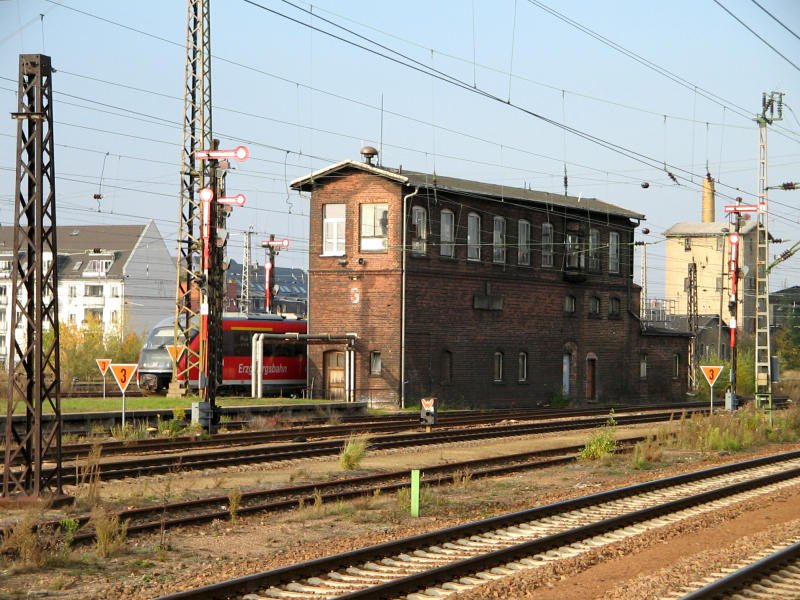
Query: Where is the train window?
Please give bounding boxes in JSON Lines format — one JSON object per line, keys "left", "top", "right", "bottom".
{"left": 360, "top": 203, "right": 388, "bottom": 251}
{"left": 370, "top": 351, "right": 381, "bottom": 375}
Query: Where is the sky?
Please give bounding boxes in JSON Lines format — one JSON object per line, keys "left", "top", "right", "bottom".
{"left": 0, "top": 0, "right": 798, "bottom": 300}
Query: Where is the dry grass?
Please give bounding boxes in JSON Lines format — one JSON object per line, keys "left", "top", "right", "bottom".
{"left": 90, "top": 506, "right": 128, "bottom": 558}
{"left": 74, "top": 443, "right": 102, "bottom": 510}
{"left": 0, "top": 508, "right": 62, "bottom": 569}
{"left": 339, "top": 434, "right": 370, "bottom": 470}
{"left": 228, "top": 487, "right": 242, "bottom": 521}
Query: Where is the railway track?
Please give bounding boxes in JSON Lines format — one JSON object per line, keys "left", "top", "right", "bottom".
{"left": 52, "top": 410, "right": 695, "bottom": 484}
{"left": 671, "top": 538, "right": 800, "bottom": 599}
{"left": 155, "top": 449, "right": 800, "bottom": 600}
{"left": 39, "top": 439, "right": 644, "bottom": 547}
{"left": 36, "top": 404, "right": 703, "bottom": 464}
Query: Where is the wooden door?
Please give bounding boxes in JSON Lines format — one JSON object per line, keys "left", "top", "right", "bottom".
{"left": 325, "top": 350, "right": 345, "bottom": 401}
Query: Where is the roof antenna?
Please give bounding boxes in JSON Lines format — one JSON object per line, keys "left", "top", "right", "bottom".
{"left": 93, "top": 152, "right": 110, "bottom": 211}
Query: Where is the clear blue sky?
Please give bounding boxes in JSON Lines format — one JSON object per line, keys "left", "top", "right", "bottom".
{"left": 1, "top": 0, "right": 798, "bottom": 298}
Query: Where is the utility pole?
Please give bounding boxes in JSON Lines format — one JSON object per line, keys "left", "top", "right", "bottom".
{"left": 754, "top": 91, "right": 783, "bottom": 412}
{"left": 3, "top": 54, "right": 63, "bottom": 498}
{"left": 241, "top": 226, "right": 252, "bottom": 313}
{"left": 687, "top": 261, "right": 698, "bottom": 392}
{"left": 170, "top": 0, "right": 212, "bottom": 399}
{"left": 262, "top": 236, "right": 290, "bottom": 313}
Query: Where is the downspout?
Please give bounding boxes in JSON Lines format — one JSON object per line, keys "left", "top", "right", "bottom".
{"left": 401, "top": 185, "right": 420, "bottom": 409}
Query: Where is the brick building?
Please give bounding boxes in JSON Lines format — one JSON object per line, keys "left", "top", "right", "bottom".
{"left": 292, "top": 150, "right": 690, "bottom": 408}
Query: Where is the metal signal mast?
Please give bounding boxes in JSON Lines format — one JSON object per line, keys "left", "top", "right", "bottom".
{"left": 170, "top": 0, "right": 213, "bottom": 398}
{"left": 242, "top": 226, "right": 252, "bottom": 313}
{"left": 754, "top": 91, "right": 783, "bottom": 412}
{"left": 3, "top": 54, "right": 63, "bottom": 498}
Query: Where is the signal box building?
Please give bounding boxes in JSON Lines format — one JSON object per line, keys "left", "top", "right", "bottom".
{"left": 292, "top": 150, "right": 690, "bottom": 408}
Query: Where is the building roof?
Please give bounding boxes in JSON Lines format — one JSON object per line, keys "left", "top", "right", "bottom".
{"left": 664, "top": 220, "right": 758, "bottom": 237}
{"left": 0, "top": 223, "right": 149, "bottom": 279}
{"left": 291, "top": 159, "right": 645, "bottom": 221}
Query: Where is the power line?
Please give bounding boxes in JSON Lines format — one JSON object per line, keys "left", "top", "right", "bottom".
{"left": 749, "top": 0, "right": 800, "bottom": 42}
{"left": 712, "top": 0, "right": 800, "bottom": 73}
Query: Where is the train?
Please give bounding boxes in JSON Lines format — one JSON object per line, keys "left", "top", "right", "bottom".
{"left": 136, "top": 312, "right": 307, "bottom": 394}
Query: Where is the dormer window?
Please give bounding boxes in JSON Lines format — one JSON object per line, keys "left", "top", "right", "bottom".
{"left": 84, "top": 258, "right": 112, "bottom": 276}
{"left": 72, "top": 261, "right": 83, "bottom": 271}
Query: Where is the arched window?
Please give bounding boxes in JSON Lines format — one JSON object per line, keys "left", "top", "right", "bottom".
{"left": 493, "top": 216, "right": 506, "bottom": 263}
{"left": 518, "top": 220, "right": 530, "bottom": 266}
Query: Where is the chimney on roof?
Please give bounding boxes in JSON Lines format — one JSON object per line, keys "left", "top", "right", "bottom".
{"left": 360, "top": 146, "right": 378, "bottom": 165}
{"left": 702, "top": 172, "right": 715, "bottom": 223}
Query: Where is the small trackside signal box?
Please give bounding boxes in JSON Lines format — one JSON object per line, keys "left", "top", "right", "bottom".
{"left": 420, "top": 397, "right": 437, "bottom": 426}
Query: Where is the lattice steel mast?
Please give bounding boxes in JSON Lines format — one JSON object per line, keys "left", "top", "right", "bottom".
{"left": 3, "top": 54, "right": 62, "bottom": 498}
{"left": 754, "top": 92, "right": 783, "bottom": 411}
{"left": 242, "top": 226, "right": 252, "bottom": 313}
{"left": 171, "top": 0, "right": 212, "bottom": 397}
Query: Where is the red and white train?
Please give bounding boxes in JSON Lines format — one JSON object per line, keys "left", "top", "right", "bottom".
{"left": 137, "top": 313, "right": 307, "bottom": 394}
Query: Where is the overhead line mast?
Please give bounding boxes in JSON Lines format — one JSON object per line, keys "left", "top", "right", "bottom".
{"left": 171, "top": 0, "right": 212, "bottom": 399}
{"left": 754, "top": 92, "right": 784, "bottom": 413}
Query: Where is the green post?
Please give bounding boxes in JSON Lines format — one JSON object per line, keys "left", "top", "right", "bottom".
{"left": 410, "top": 469, "right": 420, "bottom": 517}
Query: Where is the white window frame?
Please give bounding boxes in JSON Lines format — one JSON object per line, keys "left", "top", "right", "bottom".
{"left": 588, "top": 228, "right": 600, "bottom": 271}
{"left": 467, "top": 212, "right": 481, "bottom": 261}
{"left": 518, "top": 220, "right": 530, "bottom": 266}
{"left": 542, "top": 222, "right": 554, "bottom": 267}
{"left": 493, "top": 216, "right": 506, "bottom": 264}
{"left": 84, "top": 284, "right": 103, "bottom": 297}
{"left": 565, "top": 232, "right": 584, "bottom": 269}
{"left": 609, "top": 231, "right": 620, "bottom": 273}
{"left": 370, "top": 351, "right": 382, "bottom": 375}
{"left": 322, "top": 204, "right": 346, "bottom": 256}
{"left": 440, "top": 209, "right": 454, "bottom": 257}
{"left": 360, "top": 203, "right": 389, "bottom": 251}
{"left": 518, "top": 351, "right": 528, "bottom": 382}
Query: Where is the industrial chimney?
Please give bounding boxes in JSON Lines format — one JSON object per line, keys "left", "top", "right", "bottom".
{"left": 702, "top": 172, "right": 715, "bottom": 223}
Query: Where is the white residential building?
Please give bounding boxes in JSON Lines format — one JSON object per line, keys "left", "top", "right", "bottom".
{"left": 0, "top": 221, "right": 175, "bottom": 364}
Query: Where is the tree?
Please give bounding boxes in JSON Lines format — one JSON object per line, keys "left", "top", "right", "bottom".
{"left": 774, "top": 314, "right": 800, "bottom": 371}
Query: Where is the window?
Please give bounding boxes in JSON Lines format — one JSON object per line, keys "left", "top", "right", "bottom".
{"left": 72, "top": 260, "right": 82, "bottom": 272}
{"left": 84, "top": 285, "right": 103, "bottom": 297}
{"left": 609, "top": 232, "right": 620, "bottom": 273}
{"left": 518, "top": 352, "right": 528, "bottom": 382}
{"left": 85, "top": 258, "right": 112, "bottom": 275}
{"left": 111, "top": 286, "right": 119, "bottom": 298}
{"left": 360, "top": 203, "right": 388, "bottom": 251}
{"left": 68, "top": 314, "right": 76, "bottom": 324}
{"left": 111, "top": 310, "right": 118, "bottom": 324}
{"left": 609, "top": 297, "right": 621, "bottom": 316}
{"left": 640, "top": 353, "right": 648, "bottom": 379}
{"left": 673, "top": 353, "right": 680, "bottom": 378}
{"left": 0, "top": 286, "right": 6, "bottom": 305}
{"left": 440, "top": 209, "right": 454, "bottom": 257}
{"left": 589, "top": 296, "right": 601, "bottom": 315}
{"left": 322, "top": 204, "right": 346, "bottom": 256}
{"left": 518, "top": 220, "right": 530, "bottom": 265}
{"left": 493, "top": 217, "right": 506, "bottom": 263}
{"left": 411, "top": 205, "right": 427, "bottom": 255}
{"left": 84, "top": 308, "right": 103, "bottom": 322}
{"left": 565, "top": 232, "right": 584, "bottom": 269}
{"left": 0, "top": 311, "right": 5, "bottom": 323}
{"left": 467, "top": 213, "right": 481, "bottom": 261}
{"left": 716, "top": 236, "right": 724, "bottom": 251}
{"left": 684, "top": 237, "right": 692, "bottom": 251}
{"left": 542, "top": 222, "right": 554, "bottom": 267}
{"left": 370, "top": 351, "right": 382, "bottom": 375}
{"left": 493, "top": 351, "right": 504, "bottom": 382}
{"left": 441, "top": 350, "right": 453, "bottom": 384}
{"left": 588, "top": 228, "right": 600, "bottom": 271}
{"left": 716, "top": 277, "right": 723, "bottom": 292}
{"left": 0, "top": 260, "right": 11, "bottom": 271}
{"left": 68, "top": 286, "right": 76, "bottom": 298}
{"left": 564, "top": 295, "right": 576, "bottom": 313}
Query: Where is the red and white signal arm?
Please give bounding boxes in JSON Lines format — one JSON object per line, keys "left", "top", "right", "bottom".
{"left": 265, "top": 238, "right": 290, "bottom": 249}
{"left": 195, "top": 145, "right": 250, "bottom": 162}
{"left": 217, "top": 193, "right": 246, "bottom": 207}
{"left": 700, "top": 365, "right": 724, "bottom": 387}
{"left": 110, "top": 363, "right": 138, "bottom": 393}
{"left": 724, "top": 204, "right": 758, "bottom": 213}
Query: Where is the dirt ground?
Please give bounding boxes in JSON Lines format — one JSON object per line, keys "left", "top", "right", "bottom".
{"left": 1, "top": 423, "right": 799, "bottom": 599}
